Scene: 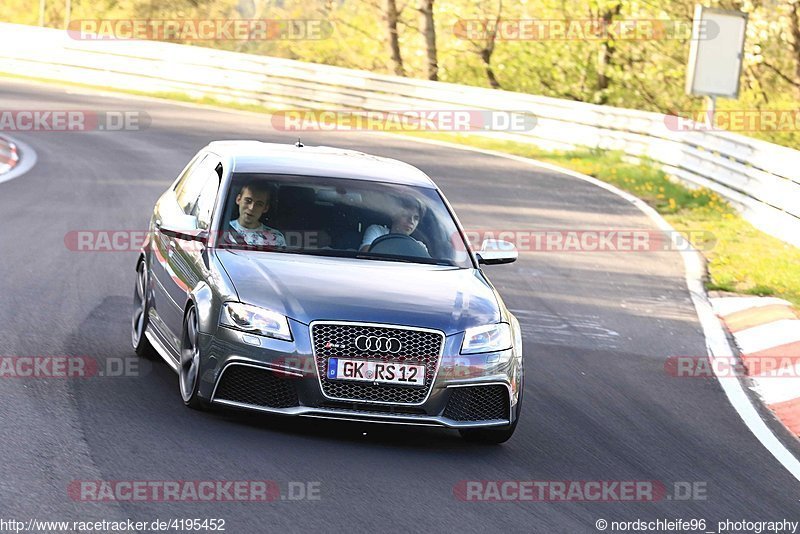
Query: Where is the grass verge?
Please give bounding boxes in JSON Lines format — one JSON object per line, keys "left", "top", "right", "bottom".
{"left": 2, "top": 73, "right": 798, "bottom": 307}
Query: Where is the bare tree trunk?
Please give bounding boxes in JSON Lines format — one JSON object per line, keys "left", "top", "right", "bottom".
{"left": 419, "top": 0, "right": 438, "bottom": 80}
{"left": 480, "top": 12, "right": 501, "bottom": 89}
{"left": 466, "top": 0, "right": 502, "bottom": 89}
{"left": 481, "top": 48, "right": 501, "bottom": 89}
{"left": 596, "top": 2, "right": 622, "bottom": 101}
{"left": 385, "top": 0, "right": 405, "bottom": 76}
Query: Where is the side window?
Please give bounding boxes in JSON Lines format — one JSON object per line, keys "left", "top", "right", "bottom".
{"left": 172, "top": 153, "right": 202, "bottom": 194}
{"left": 191, "top": 164, "right": 221, "bottom": 230}
{"left": 174, "top": 154, "right": 209, "bottom": 213}
{"left": 173, "top": 153, "right": 205, "bottom": 194}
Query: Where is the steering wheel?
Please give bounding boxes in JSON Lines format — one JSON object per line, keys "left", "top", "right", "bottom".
{"left": 368, "top": 233, "right": 430, "bottom": 258}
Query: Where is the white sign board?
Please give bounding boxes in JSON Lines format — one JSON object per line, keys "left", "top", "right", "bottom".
{"left": 685, "top": 5, "right": 747, "bottom": 98}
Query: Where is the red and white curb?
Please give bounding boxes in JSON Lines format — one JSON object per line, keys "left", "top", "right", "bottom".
{"left": 0, "top": 134, "right": 35, "bottom": 185}
{"left": 0, "top": 135, "right": 19, "bottom": 174}
{"left": 711, "top": 296, "right": 800, "bottom": 438}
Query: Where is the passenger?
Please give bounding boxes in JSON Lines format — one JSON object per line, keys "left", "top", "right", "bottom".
{"left": 360, "top": 196, "right": 426, "bottom": 252}
{"left": 226, "top": 182, "right": 286, "bottom": 247}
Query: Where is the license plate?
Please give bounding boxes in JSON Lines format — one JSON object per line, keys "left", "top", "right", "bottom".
{"left": 327, "top": 358, "right": 425, "bottom": 386}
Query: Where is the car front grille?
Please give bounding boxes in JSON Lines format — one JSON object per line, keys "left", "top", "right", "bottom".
{"left": 443, "top": 385, "right": 510, "bottom": 421}
{"left": 312, "top": 322, "right": 444, "bottom": 405}
{"left": 214, "top": 364, "right": 300, "bottom": 408}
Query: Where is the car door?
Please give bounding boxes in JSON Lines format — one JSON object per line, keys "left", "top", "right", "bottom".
{"left": 152, "top": 153, "right": 218, "bottom": 349}
{"left": 176, "top": 158, "right": 224, "bottom": 302}
{"left": 150, "top": 153, "right": 206, "bottom": 350}
{"left": 173, "top": 154, "right": 223, "bottom": 304}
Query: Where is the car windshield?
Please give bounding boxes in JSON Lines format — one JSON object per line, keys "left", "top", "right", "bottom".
{"left": 217, "top": 173, "right": 473, "bottom": 268}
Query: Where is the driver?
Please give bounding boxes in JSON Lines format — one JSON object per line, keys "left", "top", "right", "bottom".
{"left": 225, "top": 182, "right": 286, "bottom": 247}
{"left": 360, "top": 196, "right": 426, "bottom": 252}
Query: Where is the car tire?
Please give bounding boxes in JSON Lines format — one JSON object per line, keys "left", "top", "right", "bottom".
{"left": 131, "top": 260, "right": 157, "bottom": 360}
{"left": 459, "top": 374, "right": 523, "bottom": 444}
{"left": 179, "top": 305, "right": 209, "bottom": 411}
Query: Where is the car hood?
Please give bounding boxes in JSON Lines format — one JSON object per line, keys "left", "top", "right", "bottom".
{"left": 216, "top": 250, "right": 501, "bottom": 335}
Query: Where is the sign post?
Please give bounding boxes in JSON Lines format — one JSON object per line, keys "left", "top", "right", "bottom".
{"left": 685, "top": 5, "right": 748, "bottom": 128}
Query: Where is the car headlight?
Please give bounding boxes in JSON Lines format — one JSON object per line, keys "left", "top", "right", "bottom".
{"left": 460, "top": 323, "right": 512, "bottom": 354}
{"left": 220, "top": 302, "right": 292, "bottom": 341}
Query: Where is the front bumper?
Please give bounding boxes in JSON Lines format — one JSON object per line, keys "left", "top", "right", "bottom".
{"left": 195, "top": 320, "right": 522, "bottom": 429}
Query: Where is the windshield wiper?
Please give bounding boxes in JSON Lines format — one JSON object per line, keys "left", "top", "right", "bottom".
{"left": 218, "top": 244, "right": 360, "bottom": 258}
{"left": 355, "top": 253, "right": 456, "bottom": 266}
{"left": 355, "top": 253, "right": 414, "bottom": 263}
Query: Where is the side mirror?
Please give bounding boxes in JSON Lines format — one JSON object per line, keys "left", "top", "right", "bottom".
{"left": 476, "top": 239, "right": 517, "bottom": 265}
{"left": 159, "top": 213, "right": 208, "bottom": 243}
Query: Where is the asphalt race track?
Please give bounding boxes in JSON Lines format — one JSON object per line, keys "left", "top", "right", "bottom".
{"left": 0, "top": 77, "right": 798, "bottom": 533}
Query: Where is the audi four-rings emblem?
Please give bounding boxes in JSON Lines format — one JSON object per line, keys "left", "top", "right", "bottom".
{"left": 354, "top": 335, "right": 402, "bottom": 353}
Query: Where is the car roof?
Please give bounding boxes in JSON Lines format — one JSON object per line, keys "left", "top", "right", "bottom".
{"left": 206, "top": 141, "right": 438, "bottom": 189}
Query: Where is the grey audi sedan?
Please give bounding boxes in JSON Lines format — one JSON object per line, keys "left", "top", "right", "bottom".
{"left": 132, "top": 141, "right": 524, "bottom": 442}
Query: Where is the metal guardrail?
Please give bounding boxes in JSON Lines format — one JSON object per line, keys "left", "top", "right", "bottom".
{"left": 0, "top": 22, "right": 798, "bottom": 246}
